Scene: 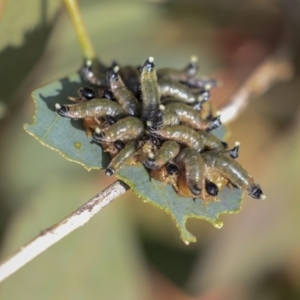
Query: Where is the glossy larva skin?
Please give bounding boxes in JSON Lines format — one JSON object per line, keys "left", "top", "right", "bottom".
{"left": 144, "top": 140, "right": 180, "bottom": 169}
{"left": 175, "top": 148, "right": 205, "bottom": 196}
{"left": 197, "top": 130, "right": 226, "bottom": 151}
{"left": 162, "top": 110, "right": 180, "bottom": 126}
{"left": 106, "top": 142, "right": 136, "bottom": 176}
{"left": 141, "top": 58, "right": 160, "bottom": 121}
{"left": 155, "top": 125, "right": 204, "bottom": 152}
{"left": 108, "top": 69, "right": 139, "bottom": 116}
{"left": 56, "top": 99, "right": 124, "bottom": 119}
{"left": 202, "top": 151, "right": 263, "bottom": 199}
{"left": 158, "top": 80, "right": 197, "bottom": 104}
{"left": 165, "top": 102, "right": 213, "bottom": 130}
{"left": 94, "top": 116, "right": 145, "bottom": 143}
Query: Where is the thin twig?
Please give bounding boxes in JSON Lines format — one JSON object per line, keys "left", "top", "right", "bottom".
{"left": 0, "top": 180, "right": 129, "bottom": 283}
{"left": 220, "top": 53, "right": 293, "bottom": 124}
{"left": 63, "top": 0, "right": 96, "bottom": 60}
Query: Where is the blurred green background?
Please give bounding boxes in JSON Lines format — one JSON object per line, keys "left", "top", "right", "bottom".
{"left": 1, "top": 0, "right": 300, "bottom": 299}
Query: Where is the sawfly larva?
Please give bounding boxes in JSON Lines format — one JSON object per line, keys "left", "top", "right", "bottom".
{"left": 164, "top": 102, "right": 221, "bottom": 131}
{"left": 105, "top": 142, "right": 136, "bottom": 176}
{"left": 154, "top": 125, "right": 205, "bottom": 152}
{"left": 108, "top": 66, "right": 139, "bottom": 116}
{"left": 141, "top": 57, "right": 161, "bottom": 124}
{"left": 55, "top": 99, "right": 124, "bottom": 120}
{"left": 202, "top": 151, "right": 266, "bottom": 200}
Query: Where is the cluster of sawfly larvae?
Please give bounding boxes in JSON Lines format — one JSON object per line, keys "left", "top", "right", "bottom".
{"left": 55, "top": 56, "right": 266, "bottom": 202}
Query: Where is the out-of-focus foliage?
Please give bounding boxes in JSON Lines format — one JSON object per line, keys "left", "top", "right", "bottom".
{"left": 0, "top": 0, "right": 60, "bottom": 51}
{"left": 0, "top": 0, "right": 61, "bottom": 113}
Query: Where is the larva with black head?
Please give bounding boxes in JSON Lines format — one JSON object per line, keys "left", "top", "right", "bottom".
{"left": 55, "top": 98, "right": 124, "bottom": 120}
{"left": 105, "top": 142, "right": 136, "bottom": 176}
{"left": 108, "top": 66, "right": 139, "bottom": 116}
{"left": 141, "top": 57, "right": 161, "bottom": 125}
{"left": 164, "top": 102, "right": 221, "bottom": 131}
{"left": 201, "top": 150, "right": 266, "bottom": 200}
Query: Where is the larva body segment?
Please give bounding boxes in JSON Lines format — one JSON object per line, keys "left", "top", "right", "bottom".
{"left": 158, "top": 80, "right": 197, "bottom": 104}
{"left": 197, "top": 130, "right": 226, "bottom": 151}
{"left": 175, "top": 148, "right": 205, "bottom": 196}
{"left": 144, "top": 140, "right": 180, "bottom": 169}
{"left": 154, "top": 125, "right": 204, "bottom": 152}
{"left": 141, "top": 57, "right": 161, "bottom": 123}
{"left": 162, "top": 110, "right": 180, "bottom": 126}
{"left": 105, "top": 142, "right": 136, "bottom": 176}
{"left": 202, "top": 151, "right": 265, "bottom": 200}
{"left": 108, "top": 67, "right": 139, "bottom": 116}
{"left": 184, "top": 77, "right": 218, "bottom": 90}
{"left": 165, "top": 102, "right": 221, "bottom": 131}
{"left": 93, "top": 116, "right": 145, "bottom": 143}
{"left": 56, "top": 99, "right": 124, "bottom": 119}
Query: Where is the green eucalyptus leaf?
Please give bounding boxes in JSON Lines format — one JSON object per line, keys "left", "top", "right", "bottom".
{"left": 24, "top": 73, "right": 110, "bottom": 171}
{"left": 25, "top": 73, "right": 243, "bottom": 243}
{"left": 116, "top": 166, "right": 242, "bottom": 243}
